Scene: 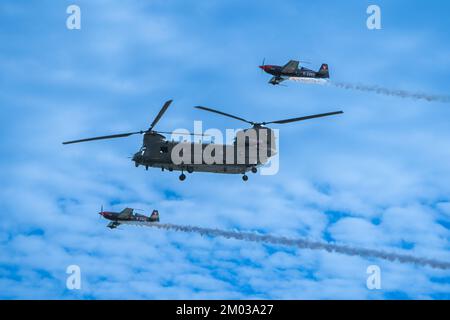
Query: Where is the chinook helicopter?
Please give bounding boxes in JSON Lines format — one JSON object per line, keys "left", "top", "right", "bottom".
{"left": 63, "top": 100, "right": 343, "bottom": 181}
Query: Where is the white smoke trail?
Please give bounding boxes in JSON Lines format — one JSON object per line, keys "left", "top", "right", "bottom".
{"left": 289, "top": 77, "right": 450, "bottom": 103}
{"left": 123, "top": 221, "right": 450, "bottom": 270}
{"left": 331, "top": 81, "right": 450, "bottom": 103}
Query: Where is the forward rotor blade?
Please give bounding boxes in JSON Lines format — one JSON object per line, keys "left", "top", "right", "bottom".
{"left": 149, "top": 99, "right": 173, "bottom": 130}
{"left": 195, "top": 106, "right": 254, "bottom": 125}
{"left": 62, "top": 131, "right": 143, "bottom": 145}
{"left": 264, "top": 111, "right": 343, "bottom": 125}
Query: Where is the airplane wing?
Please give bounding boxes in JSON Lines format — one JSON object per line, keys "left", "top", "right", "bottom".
{"left": 117, "top": 208, "right": 133, "bottom": 219}
{"left": 281, "top": 60, "right": 299, "bottom": 74}
{"left": 269, "top": 76, "right": 286, "bottom": 85}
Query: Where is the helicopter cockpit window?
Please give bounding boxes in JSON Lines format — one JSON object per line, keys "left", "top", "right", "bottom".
{"left": 160, "top": 146, "right": 169, "bottom": 154}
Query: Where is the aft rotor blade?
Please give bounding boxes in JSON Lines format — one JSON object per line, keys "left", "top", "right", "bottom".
{"left": 264, "top": 111, "right": 344, "bottom": 125}
{"left": 149, "top": 99, "right": 173, "bottom": 130}
{"left": 195, "top": 106, "right": 254, "bottom": 125}
{"left": 156, "top": 131, "right": 210, "bottom": 137}
{"left": 62, "top": 131, "right": 143, "bottom": 145}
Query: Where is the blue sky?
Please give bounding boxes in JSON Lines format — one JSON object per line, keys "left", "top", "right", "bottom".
{"left": 1, "top": 0, "right": 450, "bottom": 299}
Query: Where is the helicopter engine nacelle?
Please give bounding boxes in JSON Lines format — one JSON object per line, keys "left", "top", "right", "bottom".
{"left": 257, "top": 128, "right": 277, "bottom": 160}
{"left": 234, "top": 127, "right": 277, "bottom": 164}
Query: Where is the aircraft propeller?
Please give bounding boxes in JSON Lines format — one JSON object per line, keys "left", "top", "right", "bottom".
{"left": 259, "top": 58, "right": 266, "bottom": 72}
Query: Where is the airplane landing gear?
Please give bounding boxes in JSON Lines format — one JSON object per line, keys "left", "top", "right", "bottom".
{"left": 242, "top": 174, "right": 249, "bottom": 182}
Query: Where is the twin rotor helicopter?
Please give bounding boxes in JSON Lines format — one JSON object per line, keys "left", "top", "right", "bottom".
{"left": 63, "top": 99, "right": 343, "bottom": 181}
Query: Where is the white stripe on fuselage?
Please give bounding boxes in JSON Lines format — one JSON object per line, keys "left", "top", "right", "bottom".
{"left": 288, "top": 77, "right": 329, "bottom": 85}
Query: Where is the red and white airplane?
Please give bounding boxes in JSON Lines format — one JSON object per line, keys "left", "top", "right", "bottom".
{"left": 99, "top": 207, "right": 160, "bottom": 229}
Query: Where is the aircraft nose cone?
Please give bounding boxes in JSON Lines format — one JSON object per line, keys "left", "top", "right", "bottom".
{"left": 132, "top": 153, "right": 141, "bottom": 162}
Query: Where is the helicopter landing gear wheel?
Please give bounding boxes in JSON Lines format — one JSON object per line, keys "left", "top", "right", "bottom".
{"left": 242, "top": 174, "right": 249, "bottom": 182}
{"left": 187, "top": 167, "right": 194, "bottom": 174}
{"left": 135, "top": 162, "right": 139, "bottom": 167}
{"left": 145, "top": 166, "right": 149, "bottom": 171}
{"left": 251, "top": 167, "right": 257, "bottom": 174}
{"left": 179, "top": 173, "right": 186, "bottom": 181}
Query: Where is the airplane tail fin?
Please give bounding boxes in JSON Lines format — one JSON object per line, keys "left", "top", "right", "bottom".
{"left": 150, "top": 210, "right": 160, "bottom": 222}
{"left": 318, "top": 64, "right": 329, "bottom": 78}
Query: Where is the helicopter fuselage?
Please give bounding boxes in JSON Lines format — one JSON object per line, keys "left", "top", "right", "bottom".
{"left": 132, "top": 130, "right": 277, "bottom": 175}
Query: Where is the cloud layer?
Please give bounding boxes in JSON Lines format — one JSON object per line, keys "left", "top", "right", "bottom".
{"left": 1, "top": 0, "right": 450, "bottom": 299}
